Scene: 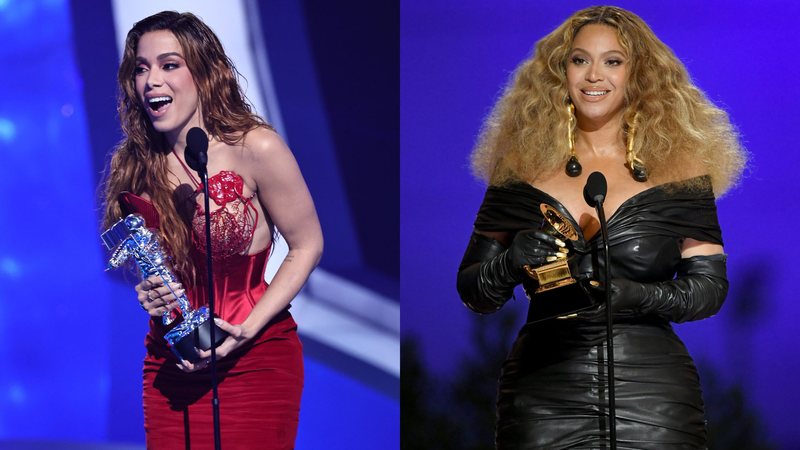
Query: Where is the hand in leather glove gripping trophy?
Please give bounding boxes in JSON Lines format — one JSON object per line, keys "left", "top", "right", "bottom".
{"left": 457, "top": 229, "right": 565, "bottom": 313}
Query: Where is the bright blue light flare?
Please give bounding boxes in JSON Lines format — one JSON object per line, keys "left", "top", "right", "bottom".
{"left": 0, "top": 119, "right": 15, "bottom": 142}
{"left": 0, "top": 258, "right": 21, "bottom": 278}
{"left": 7, "top": 384, "right": 26, "bottom": 405}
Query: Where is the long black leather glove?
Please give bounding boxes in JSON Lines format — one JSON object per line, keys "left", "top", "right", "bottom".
{"left": 603, "top": 254, "right": 728, "bottom": 323}
{"left": 457, "top": 230, "right": 565, "bottom": 314}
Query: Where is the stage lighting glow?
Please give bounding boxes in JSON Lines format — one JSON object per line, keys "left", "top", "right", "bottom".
{"left": 0, "top": 119, "right": 14, "bottom": 142}
{"left": 0, "top": 258, "right": 20, "bottom": 278}
{"left": 6, "top": 384, "right": 25, "bottom": 405}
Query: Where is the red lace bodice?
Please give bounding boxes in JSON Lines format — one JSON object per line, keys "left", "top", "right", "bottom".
{"left": 166, "top": 147, "right": 259, "bottom": 260}
{"left": 118, "top": 167, "right": 259, "bottom": 262}
{"left": 191, "top": 170, "right": 259, "bottom": 261}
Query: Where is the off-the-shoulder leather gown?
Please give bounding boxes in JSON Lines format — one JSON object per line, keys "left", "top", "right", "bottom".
{"left": 473, "top": 176, "right": 722, "bottom": 449}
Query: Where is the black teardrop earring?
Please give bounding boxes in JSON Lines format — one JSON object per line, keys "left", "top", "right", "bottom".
{"left": 630, "top": 162, "right": 648, "bottom": 182}
{"left": 566, "top": 155, "right": 582, "bottom": 177}
{"left": 625, "top": 112, "right": 648, "bottom": 182}
{"left": 565, "top": 102, "right": 582, "bottom": 177}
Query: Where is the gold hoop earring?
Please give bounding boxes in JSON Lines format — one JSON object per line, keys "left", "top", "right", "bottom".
{"left": 565, "top": 102, "right": 581, "bottom": 177}
{"left": 625, "top": 112, "right": 648, "bottom": 182}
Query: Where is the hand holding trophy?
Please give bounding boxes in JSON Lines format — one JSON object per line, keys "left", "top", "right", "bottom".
{"left": 102, "top": 214, "right": 228, "bottom": 362}
{"left": 523, "top": 204, "right": 580, "bottom": 292}
{"left": 522, "top": 203, "right": 601, "bottom": 322}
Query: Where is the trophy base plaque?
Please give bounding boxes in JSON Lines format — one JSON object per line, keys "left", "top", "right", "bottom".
{"left": 165, "top": 306, "right": 229, "bottom": 363}
{"left": 171, "top": 317, "right": 229, "bottom": 363}
{"left": 524, "top": 259, "right": 578, "bottom": 293}
{"left": 524, "top": 279, "right": 602, "bottom": 323}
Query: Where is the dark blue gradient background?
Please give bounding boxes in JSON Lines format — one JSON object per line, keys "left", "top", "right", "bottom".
{"left": 402, "top": 1, "right": 800, "bottom": 446}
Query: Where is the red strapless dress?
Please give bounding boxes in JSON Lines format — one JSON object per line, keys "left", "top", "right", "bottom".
{"left": 119, "top": 170, "right": 303, "bottom": 450}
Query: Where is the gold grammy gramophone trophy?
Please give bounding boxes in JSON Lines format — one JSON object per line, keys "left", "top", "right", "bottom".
{"left": 522, "top": 204, "right": 600, "bottom": 322}
{"left": 523, "top": 204, "right": 579, "bottom": 291}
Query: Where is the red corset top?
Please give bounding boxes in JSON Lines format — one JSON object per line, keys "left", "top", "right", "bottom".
{"left": 118, "top": 160, "right": 260, "bottom": 262}
{"left": 170, "top": 140, "right": 261, "bottom": 260}
{"left": 190, "top": 170, "right": 259, "bottom": 260}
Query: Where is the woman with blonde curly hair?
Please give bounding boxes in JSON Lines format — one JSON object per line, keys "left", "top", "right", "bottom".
{"left": 457, "top": 6, "right": 745, "bottom": 448}
{"left": 102, "top": 11, "right": 322, "bottom": 449}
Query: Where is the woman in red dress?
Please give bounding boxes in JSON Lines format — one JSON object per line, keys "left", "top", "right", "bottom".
{"left": 101, "top": 11, "right": 323, "bottom": 449}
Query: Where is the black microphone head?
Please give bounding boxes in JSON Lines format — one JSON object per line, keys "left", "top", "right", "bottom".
{"left": 583, "top": 171, "right": 608, "bottom": 207}
{"left": 185, "top": 127, "right": 209, "bottom": 173}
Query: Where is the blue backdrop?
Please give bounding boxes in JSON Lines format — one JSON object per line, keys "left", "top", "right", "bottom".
{"left": 402, "top": 0, "right": 800, "bottom": 447}
{"left": 0, "top": 0, "right": 398, "bottom": 448}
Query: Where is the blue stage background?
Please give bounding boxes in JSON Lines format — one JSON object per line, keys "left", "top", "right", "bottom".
{"left": 402, "top": 1, "right": 800, "bottom": 447}
{"left": 0, "top": 0, "right": 398, "bottom": 448}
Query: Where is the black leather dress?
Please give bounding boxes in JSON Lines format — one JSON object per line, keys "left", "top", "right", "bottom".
{"left": 473, "top": 176, "right": 723, "bottom": 449}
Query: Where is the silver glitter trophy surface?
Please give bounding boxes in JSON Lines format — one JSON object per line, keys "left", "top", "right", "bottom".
{"left": 102, "top": 214, "right": 227, "bottom": 362}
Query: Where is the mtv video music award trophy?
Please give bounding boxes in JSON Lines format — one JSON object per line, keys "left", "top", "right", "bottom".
{"left": 102, "top": 214, "right": 227, "bottom": 362}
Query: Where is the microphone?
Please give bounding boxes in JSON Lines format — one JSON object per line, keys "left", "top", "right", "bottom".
{"left": 583, "top": 171, "right": 607, "bottom": 207}
{"left": 583, "top": 170, "right": 616, "bottom": 449}
{"left": 185, "top": 127, "right": 209, "bottom": 175}
{"left": 185, "top": 125, "right": 221, "bottom": 449}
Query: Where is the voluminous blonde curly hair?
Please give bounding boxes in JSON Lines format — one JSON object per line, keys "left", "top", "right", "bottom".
{"left": 471, "top": 6, "right": 745, "bottom": 196}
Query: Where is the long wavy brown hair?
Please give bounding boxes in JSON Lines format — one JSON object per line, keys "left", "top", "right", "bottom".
{"left": 472, "top": 6, "right": 746, "bottom": 196}
{"left": 102, "top": 11, "right": 270, "bottom": 279}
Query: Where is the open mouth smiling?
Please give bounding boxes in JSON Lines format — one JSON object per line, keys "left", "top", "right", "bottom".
{"left": 147, "top": 95, "right": 173, "bottom": 111}
{"left": 581, "top": 89, "right": 610, "bottom": 97}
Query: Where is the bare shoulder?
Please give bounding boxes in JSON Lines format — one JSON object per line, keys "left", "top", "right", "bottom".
{"left": 241, "top": 126, "right": 290, "bottom": 162}
{"left": 236, "top": 126, "right": 307, "bottom": 196}
{"left": 235, "top": 127, "right": 298, "bottom": 189}
{"left": 681, "top": 238, "right": 724, "bottom": 258}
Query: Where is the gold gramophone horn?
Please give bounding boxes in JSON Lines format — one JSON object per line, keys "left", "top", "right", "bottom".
{"left": 540, "top": 204, "right": 578, "bottom": 241}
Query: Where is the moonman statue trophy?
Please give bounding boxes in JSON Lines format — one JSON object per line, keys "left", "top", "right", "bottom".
{"left": 102, "top": 213, "right": 227, "bottom": 362}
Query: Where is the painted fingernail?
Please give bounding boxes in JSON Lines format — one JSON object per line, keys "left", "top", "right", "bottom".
{"left": 555, "top": 252, "right": 566, "bottom": 258}
{"left": 555, "top": 238, "right": 566, "bottom": 247}
{"left": 546, "top": 256, "right": 558, "bottom": 262}
{"left": 559, "top": 247, "right": 569, "bottom": 253}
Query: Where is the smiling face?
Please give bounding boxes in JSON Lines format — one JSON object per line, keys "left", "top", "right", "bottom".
{"left": 134, "top": 30, "right": 201, "bottom": 143}
{"left": 566, "top": 24, "right": 628, "bottom": 129}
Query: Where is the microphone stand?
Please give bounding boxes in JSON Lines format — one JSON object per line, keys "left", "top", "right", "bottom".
{"left": 593, "top": 197, "right": 617, "bottom": 449}
{"left": 199, "top": 169, "right": 222, "bottom": 450}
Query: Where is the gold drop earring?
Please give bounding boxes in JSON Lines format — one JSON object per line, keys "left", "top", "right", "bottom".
{"left": 625, "top": 112, "right": 648, "bottom": 182}
{"left": 565, "top": 102, "right": 581, "bottom": 177}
